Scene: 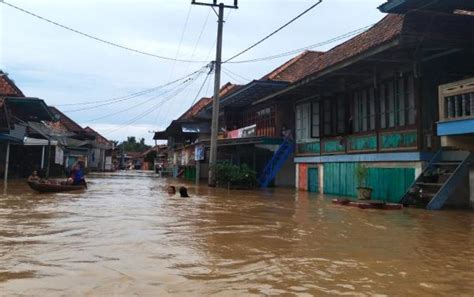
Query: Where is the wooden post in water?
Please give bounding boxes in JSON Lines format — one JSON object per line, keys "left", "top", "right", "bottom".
{"left": 4, "top": 141, "right": 10, "bottom": 193}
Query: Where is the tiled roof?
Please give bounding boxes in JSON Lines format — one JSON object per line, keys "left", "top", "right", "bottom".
{"left": 0, "top": 71, "right": 24, "bottom": 97}
{"left": 297, "top": 14, "right": 404, "bottom": 81}
{"left": 179, "top": 97, "right": 212, "bottom": 120}
{"left": 84, "top": 126, "right": 112, "bottom": 145}
{"left": 198, "top": 82, "right": 243, "bottom": 114}
{"left": 48, "top": 106, "right": 85, "bottom": 133}
{"left": 261, "top": 51, "right": 325, "bottom": 83}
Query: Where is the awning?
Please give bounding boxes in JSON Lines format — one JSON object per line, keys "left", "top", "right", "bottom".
{"left": 0, "top": 133, "right": 23, "bottom": 144}
{"left": 4, "top": 97, "right": 56, "bottom": 122}
{"left": 23, "top": 137, "right": 58, "bottom": 146}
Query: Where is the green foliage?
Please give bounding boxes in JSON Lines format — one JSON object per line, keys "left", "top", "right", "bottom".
{"left": 214, "top": 161, "right": 257, "bottom": 188}
{"left": 117, "top": 136, "right": 150, "bottom": 152}
{"left": 355, "top": 164, "right": 369, "bottom": 188}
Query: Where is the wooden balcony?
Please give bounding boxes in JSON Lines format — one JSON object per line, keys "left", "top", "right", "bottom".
{"left": 437, "top": 78, "right": 474, "bottom": 136}
{"left": 439, "top": 78, "right": 474, "bottom": 122}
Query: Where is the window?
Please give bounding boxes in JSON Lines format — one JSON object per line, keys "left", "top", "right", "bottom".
{"left": 336, "top": 95, "right": 347, "bottom": 135}
{"left": 323, "top": 99, "right": 332, "bottom": 136}
{"left": 379, "top": 74, "right": 416, "bottom": 129}
{"left": 353, "top": 87, "right": 376, "bottom": 133}
{"left": 296, "top": 103, "right": 310, "bottom": 142}
{"left": 311, "top": 101, "right": 320, "bottom": 138}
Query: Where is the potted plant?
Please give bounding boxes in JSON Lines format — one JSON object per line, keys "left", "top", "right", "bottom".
{"left": 355, "top": 164, "right": 373, "bottom": 200}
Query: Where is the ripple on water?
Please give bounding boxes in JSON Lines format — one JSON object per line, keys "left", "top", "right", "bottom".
{"left": 0, "top": 174, "right": 473, "bottom": 296}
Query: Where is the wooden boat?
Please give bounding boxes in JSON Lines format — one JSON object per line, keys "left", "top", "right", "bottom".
{"left": 27, "top": 181, "right": 87, "bottom": 193}
{"left": 332, "top": 199, "right": 403, "bottom": 210}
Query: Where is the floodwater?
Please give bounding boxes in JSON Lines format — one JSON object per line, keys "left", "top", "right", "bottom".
{"left": 0, "top": 172, "right": 473, "bottom": 296}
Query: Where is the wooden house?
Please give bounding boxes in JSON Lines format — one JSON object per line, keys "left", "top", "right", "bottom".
{"left": 256, "top": 0, "right": 474, "bottom": 208}
{"left": 0, "top": 71, "right": 57, "bottom": 180}
{"left": 84, "top": 126, "right": 114, "bottom": 171}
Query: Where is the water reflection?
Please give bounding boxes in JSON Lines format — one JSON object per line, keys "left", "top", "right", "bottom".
{"left": 0, "top": 172, "right": 473, "bottom": 296}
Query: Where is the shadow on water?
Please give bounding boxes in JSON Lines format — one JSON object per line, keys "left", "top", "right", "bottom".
{"left": 0, "top": 173, "right": 473, "bottom": 296}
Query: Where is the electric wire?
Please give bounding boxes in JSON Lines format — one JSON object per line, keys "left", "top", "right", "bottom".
{"left": 222, "top": 67, "right": 251, "bottom": 83}
{"left": 56, "top": 66, "right": 208, "bottom": 107}
{"left": 0, "top": 0, "right": 209, "bottom": 63}
{"left": 81, "top": 76, "right": 198, "bottom": 123}
{"left": 223, "top": 0, "right": 323, "bottom": 63}
{"left": 62, "top": 67, "right": 208, "bottom": 112}
{"left": 189, "top": 67, "right": 213, "bottom": 108}
{"left": 102, "top": 78, "right": 199, "bottom": 135}
{"left": 226, "top": 24, "right": 373, "bottom": 64}
{"left": 168, "top": 5, "right": 193, "bottom": 80}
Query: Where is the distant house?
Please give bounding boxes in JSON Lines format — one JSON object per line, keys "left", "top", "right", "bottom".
{"left": 46, "top": 107, "right": 95, "bottom": 169}
{"left": 84, "top": 127, "right": 114, "bottom": 171}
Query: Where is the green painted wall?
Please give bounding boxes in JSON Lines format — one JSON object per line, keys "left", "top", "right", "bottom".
{"left": 323, "top": 163, "right": 415, "bottom": 203}
{"left": 347, "top": 135, "right": 377, "bottom": 152}
{"left": 297, "top": 141, "right": 321, "bottom": 155}
{"left": 322, "top": 140, "right": 345, "bottom": 154}
{"left": 308, "top": 168, "right": 319, "bottom": 193}
{"left": 380, "top": 131, "right": 417, "bottom": 150}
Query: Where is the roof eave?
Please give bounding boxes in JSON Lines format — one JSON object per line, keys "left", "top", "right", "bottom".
{"left": 253, "top": 38, "right": 401, "bottom": 105}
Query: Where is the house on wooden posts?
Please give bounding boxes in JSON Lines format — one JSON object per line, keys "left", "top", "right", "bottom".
{"left": 195, "top": 52, "right": 325, "bottom": 187}
{"left": 254, "top": 0, "right": 473, "bottom": 209}
{"left": 154, "top": 83, "right": 238, "bottom": 181}
{"left": 378, "top": 0, "right": 474, "bottom": 209}
{"left": 84, "top": 127, "right": 114, "bottom": 171}
{"left": 0, "top": 71, "right": 57, "bottom": 180}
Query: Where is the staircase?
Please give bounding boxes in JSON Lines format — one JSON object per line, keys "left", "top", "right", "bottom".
{"left": 400, "top": 150, "right": 471, "bottom": 210}
{"left": 259, "top": 139, "right": 294, "bottom": 188}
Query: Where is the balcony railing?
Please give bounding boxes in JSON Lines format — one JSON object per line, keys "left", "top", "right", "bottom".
{"left": 439, "top": 78, "right": 474, "bottom": 122}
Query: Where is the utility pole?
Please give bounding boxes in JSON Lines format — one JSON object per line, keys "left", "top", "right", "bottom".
{"left": 191, "top": 0, "right": 238, "bottom": 187}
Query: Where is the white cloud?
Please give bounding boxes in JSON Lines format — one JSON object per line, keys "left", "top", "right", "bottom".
{"left": 1, "top": 0, "right": 385, "bottom": 145}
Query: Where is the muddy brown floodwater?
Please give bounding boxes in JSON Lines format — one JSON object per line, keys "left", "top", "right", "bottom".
{"left": 0, "top": 171, "right": 473, "bottom": 296}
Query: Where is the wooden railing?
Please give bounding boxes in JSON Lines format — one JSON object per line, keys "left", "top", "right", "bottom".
{"left": 439, "top": 78, "right": 474, "bottom": 122}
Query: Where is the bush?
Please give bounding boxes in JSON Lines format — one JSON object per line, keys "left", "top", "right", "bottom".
{"left": 214, "top": 161, "right": 257, "bottom": 188}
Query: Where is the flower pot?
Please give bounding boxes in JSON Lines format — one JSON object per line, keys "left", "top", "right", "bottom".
{"left": 357, "top": 187, "right": 373, "bottom": 200}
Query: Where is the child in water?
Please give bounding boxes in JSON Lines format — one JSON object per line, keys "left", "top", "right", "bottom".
{"left": 179, "top": 187, "right": 190, "bottom": 198}
{"left": 168, "top": 186, "right": 176, "bottom": 195}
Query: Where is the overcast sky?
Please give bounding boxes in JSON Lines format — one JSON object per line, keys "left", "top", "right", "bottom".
{"left": 0, "top": 0, "right": 385, "bottom": 144}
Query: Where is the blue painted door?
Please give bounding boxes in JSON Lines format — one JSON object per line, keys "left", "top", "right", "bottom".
{"left": 308, "top": 168, "right": 319, "bottom": 193}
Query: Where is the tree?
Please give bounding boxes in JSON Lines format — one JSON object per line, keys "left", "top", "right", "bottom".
{"left": 117, "top": 136, "right": 151, "bottom": 152}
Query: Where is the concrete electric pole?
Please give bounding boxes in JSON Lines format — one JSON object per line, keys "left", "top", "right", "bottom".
{"left": 191, "top": 0, "right": 238, "bottom": 187}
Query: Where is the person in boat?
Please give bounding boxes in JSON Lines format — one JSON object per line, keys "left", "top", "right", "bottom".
{"left": 67, "top": 162, "right": 86, "bottom": 186}
{"left": 28, "top": 170, "right": 40, "bottom": 182}
{"left": 168, "top": 186, "right": 176, "bottom": 195}
{"left": 179, "top": 187, "right": 190, "bottom": 198}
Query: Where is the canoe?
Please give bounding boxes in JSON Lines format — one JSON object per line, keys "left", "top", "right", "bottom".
{"left": 332, "top": 199, "right": 403, "bottom": 210}
{"left": 27, "top": 181, "right": 87, "bottom": 193}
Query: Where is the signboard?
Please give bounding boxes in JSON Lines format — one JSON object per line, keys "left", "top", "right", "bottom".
{"left": 226, "top": 124, "right": 257, "bottom": 139}
{"left": 55, "top": 146, "right": 64, "bottom": 165}
{"left": 195, "top": 145, "right": 205, "bottom": 161}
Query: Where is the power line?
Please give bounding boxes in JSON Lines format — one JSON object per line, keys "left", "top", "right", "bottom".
{"left": 81, "top": 76, "right": 199, "bottom": 123}
{"left": 61, "top": 66, "right": 208, "bottom": 112}
{"left": 169, "top": 5, "right": 193, "bottom": 80}
{"left": 101, "top": 78, "right": 198, "bottom": 135}
{"left": 57, "top": 66, "right": 208, "bottom": 107}
{"left": 226, "top": 24, "right": 373, "bottom": 64}
{"left": 189, "top": 66, "right": 213, "bottom": 108}
{"left": 1, "top": 0, "right": 209, "bottom": 63}
{"left": 223, "top": 0, "right": 323, "bottom": 63}
{"left": 222, "top": 66, "right": 251, "bottom": 83}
